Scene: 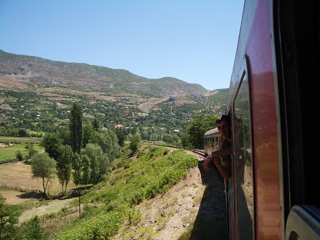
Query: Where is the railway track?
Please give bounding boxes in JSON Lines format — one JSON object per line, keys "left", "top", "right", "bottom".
{"left": 147, "top": 142, "right": 206, "bottom": 158}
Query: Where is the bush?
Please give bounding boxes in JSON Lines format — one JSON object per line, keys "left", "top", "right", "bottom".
{"left": 129, "top": 134, "right": 141, "bottom": 153}
{"left": 18, "top": 128, "right": 29, "bottom": 137}
{"left": 16, "top": 151, "right": 23, "bottom": 161}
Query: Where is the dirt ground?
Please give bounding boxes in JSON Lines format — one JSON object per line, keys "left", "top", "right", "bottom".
{"left": 19, "top": 198, "right": 75, "bottom": 222}
{"left": 0, "top": 161, "right": 78, "bottom": 223}
{"left": 0, "top": 161, "right": 61, "bottom": 194}
{"left": 0, "top": 189, "right": 32, "bottom": 205}
{"left": 112, "top": 152, "right": 228, "bottom": 240}
{"left": 0, "top": 143, "right": 14, "bottom": 147}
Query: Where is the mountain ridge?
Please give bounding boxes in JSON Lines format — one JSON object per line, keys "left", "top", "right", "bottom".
{"left": 0, "top": 49, "right": 210, "bottom": 97}
{"left": 0, "top": 49, "right": 227, "bottom": 133}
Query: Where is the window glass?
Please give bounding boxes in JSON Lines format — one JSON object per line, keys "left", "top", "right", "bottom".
{"left": 234, "top": 72, "right": 254, "bottom": 239}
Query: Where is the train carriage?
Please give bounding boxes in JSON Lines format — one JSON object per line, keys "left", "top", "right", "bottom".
{"left": 224, "top": 0, "right": 320, "bottom": 239}
{"left": 203, "top": 127, "right": 221, "bottom": 157}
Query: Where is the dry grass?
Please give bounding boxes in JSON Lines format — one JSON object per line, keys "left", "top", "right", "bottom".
{"left": 0, "top": 189, "right": 31, "bottom": 205}
{"left": 0, "top": 161, "right": 72, "bottom": 196}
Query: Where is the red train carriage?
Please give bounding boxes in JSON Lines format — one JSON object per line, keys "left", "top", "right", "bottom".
{"left": 225, "top": 0, "right": 320, "bottom": 239}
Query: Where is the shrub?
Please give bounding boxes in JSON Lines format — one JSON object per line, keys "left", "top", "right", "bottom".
{"left": 15, "top": 151, "right": 23, "bottom": 161}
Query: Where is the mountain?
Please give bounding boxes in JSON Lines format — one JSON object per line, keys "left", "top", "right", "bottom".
{"left": 0, "top": 49, "right": 227, "bottom": 134}
{"left": 0, "top": 50, "right": 210, "bottom": 97}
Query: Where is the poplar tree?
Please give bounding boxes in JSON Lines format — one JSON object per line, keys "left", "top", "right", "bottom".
{"left": 70, "top": 102, "right": 83, "bottom": 154}
{"left": 56, "top": 145, "right": 73, "bottom": 195}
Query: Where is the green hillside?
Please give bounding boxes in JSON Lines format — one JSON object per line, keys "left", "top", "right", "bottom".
{"left": 55, "top": 145, "right": 198, "bottom": 239}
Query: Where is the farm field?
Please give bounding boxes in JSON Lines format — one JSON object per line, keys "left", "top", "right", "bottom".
{"left": 0, "top": 136, "right": 43, "bottom": 144}
{"left": 0, "top": 160, "right": 78, "bottom": 197}
{"left": 0, "top": 161, "right": 60, "bottom": 194}
{"left": 0, "top": 142, "right": 44, "bottom": 163}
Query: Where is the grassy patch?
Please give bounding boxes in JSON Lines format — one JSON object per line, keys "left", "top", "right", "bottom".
{"left": 0, "top": 143, "right": 44, "bottom": 163}
{"left": 0, "top": 136, "right": 43, "bottom": 144}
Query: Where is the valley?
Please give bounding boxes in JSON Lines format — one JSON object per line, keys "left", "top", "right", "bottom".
{"left": 0, "top": 49, "right": 228, "bottom": 239}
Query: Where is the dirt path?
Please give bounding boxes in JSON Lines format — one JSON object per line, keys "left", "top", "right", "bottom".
{"left": 19, "top": 198, "right": 75, "bottom": 223}
{"left": 138, "top": 96, "right": 170, "bottom": 113}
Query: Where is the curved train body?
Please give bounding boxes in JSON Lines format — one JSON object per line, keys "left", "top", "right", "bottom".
{"left": 222, "top": 0, "right": 320, "bottom": 239}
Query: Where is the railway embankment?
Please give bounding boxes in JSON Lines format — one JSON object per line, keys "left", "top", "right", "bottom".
{"left": 112, "top": 149, "right": 228, "bottom": 240}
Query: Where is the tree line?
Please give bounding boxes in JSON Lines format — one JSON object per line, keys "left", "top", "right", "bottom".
{"left": 31, "top": 102, "right": 121, "bottom": 197}
{"left": 180, "top": 113, "right": 218, "bottom": 149}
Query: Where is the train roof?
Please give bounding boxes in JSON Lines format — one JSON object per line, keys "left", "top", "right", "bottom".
{"left": 204, "top": 127, "right": 220, "bottom": 137}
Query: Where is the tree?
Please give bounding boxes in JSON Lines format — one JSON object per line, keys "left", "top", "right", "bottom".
{"left": 20, "top": 216, "right": 48, "bottom": 240}
{"left": 18, "top": 128, "right": 28, "bottom": 137}
{"left": 72, "top": 153, "right": 82, "bottom": 187}
{"left": 92, "top": 119, "right": 100, "bottom": 131}
{"left": 92, "top": 130, "right": 120, "bottom": 161}
{"left": 15, "top": 151, "right": 23, "bottom": 161}
{"left": 81, "top": 155, "right": 91, "bottom": 185}
{"left": 82, "top": 124, "right": 94, "bottom": 148}
{"left": 0, "top": 195, "right": 21, "bottom": 240}
{"left": 25, "top": 143, "right": 38, "bottom": 159}
{"left": 129, "top": 134, "right": 141, "bottom": 153}
{"left": 57, "top": 131, "right": 70, "bottom": 146}
{"left": 70, "top": 102, "right": 83, "bottom": 154}
{"left": 185, "top": 114, "right": 217, "bottom": 149}
{"left": 56, "top": 145, "right": 73, "bottom": 195}
{"left": 72, "top": 153, "right": 92, "bottom": 186}
{"left": 180, "top": 133, "right": 192, "bottom": 148}
{"left": 115, "top": 129, "right": 125, "bottom": 146}
{"left": 31, "top": 153, "right": 56, "bottom": 198}
{"left": 82, "top": 143, "right": 109, "bottom": 184}
{"left": 41, "top": 133, "right": 63, "bottom": 160}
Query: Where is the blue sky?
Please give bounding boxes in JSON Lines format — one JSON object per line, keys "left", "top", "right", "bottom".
{"left": 0, "top": 0, "right": 244, "bottom": 91}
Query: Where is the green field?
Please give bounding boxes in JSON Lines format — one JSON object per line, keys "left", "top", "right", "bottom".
{"left": 0, "top": 136, "right": 43, "bottom": 144}
{"left": 0, "top": 143, "right": 44, "bottom": 164}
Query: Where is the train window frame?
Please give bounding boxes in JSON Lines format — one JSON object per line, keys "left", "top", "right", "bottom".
{"left": 231, "top": 57, "right": 255, "bottom": 240}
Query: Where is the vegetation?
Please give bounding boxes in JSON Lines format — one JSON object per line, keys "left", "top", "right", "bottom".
{"left": 20, "top": 216, "right": 49, "bottom": 240}
{"left": 56, "top": 146, "right": 197, "bottom": 239}
{"left": 183, "top": 113, "right": 218, "bottom": 149}
{"left": 0, "top": 194, "right": 48, "bottom": 240}
{"left": 0, "top": 194, "right": 21, "bottom": 239}
{"left": 31, "top": 153, "right": 56, "bottom": 198}
{"left": 0, "top": 51, "right": 229, "bottom": 238}
{"left": 56, "top": 145, "right": 73, "bottom": 195}
{"left": 0, "top": 143, "right": 44, "bottom": 164}
{"left": 70, "top": 102, "right": 83, "bottom": 154}
{"left": 129, "top": 134, "right": 141, "bottom": 153}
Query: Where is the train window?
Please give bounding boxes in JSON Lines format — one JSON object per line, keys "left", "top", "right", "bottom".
{"left": 233, "top": 71, "right": 254, "bottom": 240}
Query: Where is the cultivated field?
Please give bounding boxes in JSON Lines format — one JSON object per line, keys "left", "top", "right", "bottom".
{"left": 0, "top": 142, "right": 44, "bottom": 163}
{"left": 0, "top": 136, "right": 42, "bottom": 144}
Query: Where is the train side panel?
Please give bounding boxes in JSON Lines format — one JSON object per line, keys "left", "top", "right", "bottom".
{"left": 245, "top": 0, "right": 281, "bottom": 238}
{"left": 227, "top": 0, "right": 281, "bottom": 238}
{"left": 227, "top": 0, "right": 320, "bottom": 238}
